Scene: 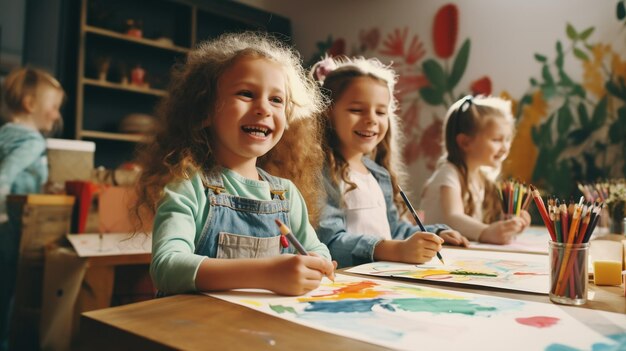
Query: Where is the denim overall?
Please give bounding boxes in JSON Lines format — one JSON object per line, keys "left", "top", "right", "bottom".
{"left": 195, "top": 167, "right": 294, "bottom": 259}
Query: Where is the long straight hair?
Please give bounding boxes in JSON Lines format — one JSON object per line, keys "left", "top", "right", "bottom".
{"left": 441, "top": 96, "right": 514, "bottom": 223}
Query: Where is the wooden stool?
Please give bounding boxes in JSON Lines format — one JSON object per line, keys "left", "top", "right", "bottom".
{"left": 6, "top": 195, "right": 74, "bottom": 351}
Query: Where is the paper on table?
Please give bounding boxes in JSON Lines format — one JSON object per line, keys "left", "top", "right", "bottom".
{"left": 66, "top": 233, "right": 151, "bottom": 257}
{"left": 208, "top": 274, "right": 626, "bottom": 351}
{"left": 468, "top": 226, "right": 550, "bottom": 254}
{"left": 347, "top": 248, "right": 549, "bottom": 294}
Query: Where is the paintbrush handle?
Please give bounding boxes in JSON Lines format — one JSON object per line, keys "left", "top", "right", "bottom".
{"left": 398, "top": 187, "right": 445, "bottom": 265}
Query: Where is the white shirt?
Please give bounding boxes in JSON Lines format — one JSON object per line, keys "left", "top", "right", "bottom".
{"left": 341, "top": 171, "right": 392, "bottom": 240}
{"left": 421, "top": 162, "right": 486, "bottom": 240}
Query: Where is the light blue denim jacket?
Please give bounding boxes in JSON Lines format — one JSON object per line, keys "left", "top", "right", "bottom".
{"left": 317, "top": 157, "right": 449, "bottom": 268}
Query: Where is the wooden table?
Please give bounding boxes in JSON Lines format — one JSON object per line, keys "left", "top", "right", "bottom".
{"left": 79, "top": 272, "right": 625, "bottom": 351}
{"left": 39, "top": 244, "right": 152, "bottom": 351}
{"left": 79, "top": 252, "right": 152, "bottom": 311}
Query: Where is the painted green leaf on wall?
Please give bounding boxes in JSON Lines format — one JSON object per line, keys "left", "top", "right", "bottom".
{"left": 609, "top": 107, "right": 626, "bottom": 143}
{"left": 419, "top": 86, "right": 444, "bottom": 105}
{"left": 558, "top": 70, "right": 574, "bottom": 87}
{"left": 577, "top": 102, "right": 590, "bottom": 128}
{"left": 541, "top": 65, "right": 554, "bottom": 85}
{"left": 422, "top": 59, "right": 447, "bottom": 91}
{"left": 534, "top": 53, "right": 547, "bottom": 62}
{"left": 555, "top": 41, "right": 564, "bottom": 69}
{"left": 568, "top": 129, "right": 590, "bottom": 146}
{"left": 566, "top": 23, "right": 577, "bottom": 40}
{"left": 557, "top": 104, "right": 573, "bottom": 135}
{"left": 571, "top": 84, "right": 586, "bottom": 98}
{"left": 590, "top": 96, "right": 608, "bottom": 129}
{"left": 617, "top": 1, "right": 626, "bottom": 20}
{"left": 579, "top": 27, "right": 595, "bottom": 40}
{"left": 448, "top": 39, "right": 470, "bottom": 90}
{"left": 573, "top": 48, "right": 589, "bottom": 61}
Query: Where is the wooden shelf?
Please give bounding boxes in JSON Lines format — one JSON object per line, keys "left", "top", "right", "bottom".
{"left": 83, "top": 78, "right": 167, "bottom": 97}
{"left": 80, "top": 130, "right": 148, "bottom": 143}
{"left": 75, "top": 0, "right": 290, "bottom": 169}
{"left": 85, "top": 25, "right": 189, "bottom": 53}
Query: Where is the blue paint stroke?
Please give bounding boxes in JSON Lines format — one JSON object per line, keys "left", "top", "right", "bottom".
{"left": 304, "top": 297, "right": 505, "bottom": 316}
{"left": 304, "top": 298, "right": 386, "bottom": 313}
{"left": 472, "top": 296, "right": 526, "bottom": 312}
{"left": 545, "top": 333, "right": 626, "bottom": 351}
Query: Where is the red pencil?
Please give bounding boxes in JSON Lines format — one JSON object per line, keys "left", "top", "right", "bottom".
{"left": 530, "top": 185, "right": 556, "bottom": 241}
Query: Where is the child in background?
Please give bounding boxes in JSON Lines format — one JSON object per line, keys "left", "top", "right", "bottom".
{"left": 313, "top": 56, "right": 467, "bottom": 269}
{"left": 0, "top": 67, "right": 64, "bottom": 350}
{"left": 421, "top": 95, "right": 531, "bottom": 244}
{"left": 134, "top": 32, "right": 334, "bottom": 296}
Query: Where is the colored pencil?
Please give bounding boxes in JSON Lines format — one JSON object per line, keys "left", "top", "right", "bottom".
{"left": 275, "top": 219, "right": 308, "bottom": 255}
{"left": 530, "top": 185, "right": 556, "bottom": 241}
{"left": 533, "top": 187, "right": 606, "bottom": 300}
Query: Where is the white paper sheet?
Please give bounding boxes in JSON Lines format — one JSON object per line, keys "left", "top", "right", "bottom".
{"left": 347, "top": 248, "right": 549, "bottom": 293}
{"left": 66, "top": 233, "right": 151, "bottom": 257}
{"left": 208, "top": 274, "right": 625, "bottom": 351}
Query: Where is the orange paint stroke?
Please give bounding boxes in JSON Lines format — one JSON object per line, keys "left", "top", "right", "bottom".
{"left": 299, "top": 281, "right": 387, "bottom": 302}
{"left": 399, "top": 269, "right": 497, "bottom": 281}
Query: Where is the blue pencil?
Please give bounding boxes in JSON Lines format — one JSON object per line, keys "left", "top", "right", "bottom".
{"left": 398, "top": 186, "right": 445, "bottom": 265}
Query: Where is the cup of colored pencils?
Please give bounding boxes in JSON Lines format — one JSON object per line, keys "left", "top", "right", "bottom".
{"left": 529, "top": 185, "right": 603, "bottom": 305}
{"left": 497, "top": 180, "right": 532, "bottom": 219}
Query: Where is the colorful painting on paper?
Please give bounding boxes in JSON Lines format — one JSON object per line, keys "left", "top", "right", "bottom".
{"left": 347, "top": 248, "right": 549, "bottom": 293}
{"left": 468, "top": 226, "right": 550, "bottom": 254}
{"left": 207, "top": 274, "right": 625, "bottom": 351}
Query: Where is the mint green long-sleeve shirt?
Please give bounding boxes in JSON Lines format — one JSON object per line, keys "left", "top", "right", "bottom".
{"left": 151, "top": 168, "right": 330, "bottom": 294}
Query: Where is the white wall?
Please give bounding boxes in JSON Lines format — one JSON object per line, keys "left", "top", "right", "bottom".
{"left": 241, "top": 0, "right": 620, "bottom": 97}
{"left": 239, "top": 0, "right": 624, "bottom": 205}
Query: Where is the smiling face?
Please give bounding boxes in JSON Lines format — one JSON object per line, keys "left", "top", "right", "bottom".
{"left": 330, "top": 76, "right": 390, "bottom": 165}
{"left": 30, "top": 86, "right": 63, "bottom": 132}
{"left": 462, "top": 116, "right": 512, "bottom": 169}
{"left": 209, "top": 56, "right": 287, "bottom": 175}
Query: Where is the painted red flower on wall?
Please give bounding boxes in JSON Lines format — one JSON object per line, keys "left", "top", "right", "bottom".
{"left": 359, "top": 28, "right": 380, "bottom": 52}
{"left": 380, "top": 27, "right": 426, "bottom": 65}
{"left": 328, "top": 38, "right": 346, "bottom": 56}
{"left": 307, "top": 4, "right": 489, "bottom": 171}
{"left": 403, "top": 117, "right": 443, "bottom": 170}
{"left": 470, "top": 76, "right": 492, "bottom": 95}
{"left": 433, "top": 4, "right": 459, "bottom": 59}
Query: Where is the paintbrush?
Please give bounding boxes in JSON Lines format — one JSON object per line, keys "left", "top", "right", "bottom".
{"left": 398, "top": 186, "right": 445, "bottom": 265}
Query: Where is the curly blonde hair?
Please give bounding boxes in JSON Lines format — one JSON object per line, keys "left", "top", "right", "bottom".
{"left": 133, "top": 32, "right": 325, "bottom": 230}
{"left": 311, "top": 56, "right": 407, "bottom": 213}
{"left": 441, "top": 95, "right": 514, "bottom": 223}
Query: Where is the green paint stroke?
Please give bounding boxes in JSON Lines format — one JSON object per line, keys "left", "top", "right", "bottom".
{"left": 392, "top": 298, "right": 497, "bottom": 316}
{"left": 451, "top": 270, "right": 498, "bottom": 277}
{"left": 270, "top": 304, "right": 297, "bottom": 315}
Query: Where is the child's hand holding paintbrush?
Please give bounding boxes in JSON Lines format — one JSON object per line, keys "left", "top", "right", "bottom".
{"left": 275, "top": 219, "right": 336, "bottom": 282}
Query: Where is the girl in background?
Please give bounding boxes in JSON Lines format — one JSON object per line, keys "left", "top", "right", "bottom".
{"left": 313, "top": 56, "right": 467, "bottom": 269}
{"left": 421, "top": 95, "right": 530, "bottom": 244}
{"left": 0, "top": 67, "right": 64, "bottom": 350}
{"left": 134, "top": 32, "right": 334, "bottom": 296}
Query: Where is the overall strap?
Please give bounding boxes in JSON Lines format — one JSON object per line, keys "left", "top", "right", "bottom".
{"left": 257, "top": 168, "right": 287, "bottom": 200}
{"left": 201, "top": 167, "right": 226, "bottom": 195}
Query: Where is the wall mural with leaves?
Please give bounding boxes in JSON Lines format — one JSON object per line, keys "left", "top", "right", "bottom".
{"left": 308, "top": 4, "right": 491, "bottom": 171}
{"left": 308, "top": 2, "right": 626, "bottom": 199}
{"left": 504, "top": 2, "right": 626, "bottom": 198}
